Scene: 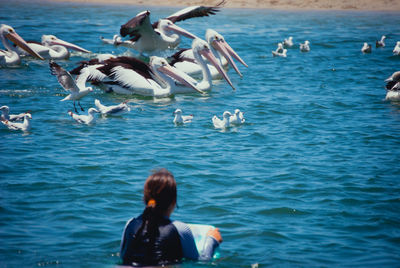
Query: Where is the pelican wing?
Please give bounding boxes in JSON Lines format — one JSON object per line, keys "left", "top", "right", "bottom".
{"left": 120, "top": 11, "right": 154, "bottom": 38}
{"left": 165, "top": 0, "right": 225, "bottom": 24}
{"left": 49, "top": 60, "right": 80, "bottom": 93}
{"left": 110, "top": 66, "right": 153, "bottom": 89}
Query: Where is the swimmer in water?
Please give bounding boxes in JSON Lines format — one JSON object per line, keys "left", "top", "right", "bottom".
{"left": 120, "top": 168, "right": 222, "bottom": 266}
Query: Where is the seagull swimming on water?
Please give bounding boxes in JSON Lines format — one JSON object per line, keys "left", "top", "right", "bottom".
{"left": 229, "top": 109, "right": 245, "bottom": 125}
{"left": 300, "top": 40, "right": 310, "bottom": 52}
{"left": 385, "top": 71, "right": 400, "bottom": 101}
{"left": 212, "top": 111, "right": 231, "bottom": 129}
{"left": 94, "top": 99, "right": 131, "bottom": 116}
{"left": 50, "top": 60, "right": 93, "bottom": 113}
{"left": 0, "top": 105, "right": 26, "bottom": 122}
{"left": 283, "top": 36, "right": 293, "bottom": 48}
{"left": 376, "top": 35, "right": 386, "bottom": 48}
{"left": 173, "top": 108, "right": 193, "bottom": 124}
{"left": 68, "top": 108, "right": 100, "bottom": 124}
{"left": 393, "top": 41, "right": 400, "bottom": 55}
{"left": 1, "top": 113, "right": 32, "bottom": 131}
{"left": 361, "top": 42, "right": 372, "bottom": 53}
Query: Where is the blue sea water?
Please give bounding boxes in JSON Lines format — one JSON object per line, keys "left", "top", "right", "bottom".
{"left": 1, "top": 1, "right": 400, "bottom": 267}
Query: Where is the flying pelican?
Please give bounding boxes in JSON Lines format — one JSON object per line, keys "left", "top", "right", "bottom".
{"left": 18, "top": 35, "right": 90, "bottom": 60}
{"left": 173, "top": 108, "right": 193, "bottom": 124}
{"left": 68, "top": 108, "right": 100, "bottom": 124}
{"left": 376, "top": 35, "right": 386, "bottom": 48}
{"left": 361, "top": 42, "right": 371, "bottom": 53}
{"left": 212, "top": 111, "right": 231, "bottom": 129}
{"left": 1, "top": 113, "right": 32, "bottom": 131}
{"left": 169, "top": 29, "right": 248, "bottom": 79}
{"left": 0, "top": 105, "right": 27, "bottom": 122}
{"left": 393, "top": 41, "right": 400, "bottom": 55}
{"left": 300, "top": 40, "right": 310, "bottom": 52}
{"left": 110, "top": 1, "right": 224, "bottom": 53}
{"left": 94, "top": 99, "right": 131, "bottom": 116}
{"left": 0, "top": 24, "right": 44, "bottom": 67}
{"left": 283, "top": 36, "right": 293, "bottom": 48}
{"left": 229, "top": 109, "right": 245, "bottom": 125}
{"left": 385, "top": 71, "right": 400, "bottom": 101}
{"left": 50, "top": 60, "right": 93, "bottom": 112}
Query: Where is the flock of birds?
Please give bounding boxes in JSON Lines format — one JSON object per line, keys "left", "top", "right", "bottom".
{"left": 1, "top": 2, "right": 400, "bottom": 132}
{"left": 0, "top": 1, "right": 249, "bottom": 132}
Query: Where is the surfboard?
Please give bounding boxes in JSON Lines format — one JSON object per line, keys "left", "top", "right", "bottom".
{"left": 187, "top": 223, "right": 220, "bottom": 259}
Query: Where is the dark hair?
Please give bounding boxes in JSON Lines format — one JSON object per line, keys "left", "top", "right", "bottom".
{"left": 132, "top": 169, "right": 177, "bottom": 264}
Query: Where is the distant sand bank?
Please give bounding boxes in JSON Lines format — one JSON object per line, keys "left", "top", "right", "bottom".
{"left": 48, "top": 0, "right": 400, "bottom": 11}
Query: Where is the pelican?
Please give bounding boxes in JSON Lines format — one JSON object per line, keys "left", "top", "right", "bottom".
{"left": 0, "top": 105, "right": 26, "bottom": 122}
{"left": 300, "top": 40, "right": 310, "bottom": 52}
{"left": 361, "top": 42, "right": 371, "bottom": 53}
{"left": 1, "top": 113, "right": 32, "bottom": 131}
{"left": 18, "top": 35, "right": 90, "bottom": 60}
{"left": 49, "top": 60, "right": 93, "bottom": 112}
{"left": 229, "top": 109, "right": 245, "bottom": 125}
{"left": 113, "top": 2, "right": 224, "bottom": 53}
{"left": 393, "top": 41, "right": 400, "bottom": 55}
{"left": 173, "top": 108, "right": 193, "bottom": 124}
{"left": 376, "top": 35, "right": 386, "bottom": 48}
{"left": 385, "top": 71, "right": 400, "bottom": 101}
{"left": 212, "top": 111, "right": 231, "bottom": 129}
{"left": 68, "top": 108, "right": 99, "bottom": 124}
{"left": 0, "top": 24, "right": 44, "bottom": 67}
{"left": 169, "top": 29, "right": 248, "bottom": 79}
{"left": 94, "top": 99, "right": 131, "bottom": 116}
{"left": 283, "top": 36, "right": 293, "bottom": 48}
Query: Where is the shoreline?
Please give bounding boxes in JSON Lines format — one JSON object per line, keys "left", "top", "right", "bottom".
{"left": 46, "top": 0, "right": 400, "bottom": 11}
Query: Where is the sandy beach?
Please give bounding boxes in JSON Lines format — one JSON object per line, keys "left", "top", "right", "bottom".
{"left": 48, "top": 0, "right": 400, "bottom": 11}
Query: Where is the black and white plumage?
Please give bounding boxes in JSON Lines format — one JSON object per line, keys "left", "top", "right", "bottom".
{"left": 68, "top": 108, "right": 99, "bottom": 124}
{"left": 2, "top": 113, "right": 32, "bottom": 131}
{"left": 50, "top": 60, "right": 93, "bottom": 112}
{"left": 361, "top": 42, "right": 372, "bottom": 53}
{"left": 94, "top": 99, "right": 131, "bottom": 116}
{"left": 300, "top": 40, "right": 310, "bottom": 52}
{"left": 385, "top": 71, "right": 400, "bottom": 101}
{"left": 173, "top": 108, "right": 193, "bottom": 124}
{"left": 0, "top": 105, "right": 26, "bottom": 122}
{"left": 283, "top": 36, "right": 293, "bottom": 48}
{"left": 376, "top": 35, "right": 386, "bottom": 48}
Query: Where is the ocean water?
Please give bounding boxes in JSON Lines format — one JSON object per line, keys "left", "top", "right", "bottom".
{"left": 1, "top": 1, "right": 400, "bottom": 267}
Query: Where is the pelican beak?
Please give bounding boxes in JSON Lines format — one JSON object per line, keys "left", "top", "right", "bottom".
{"left": 6, "top": 32, "right": 44, "bottom": 60}
{"left": 221, "top": 40, "right": 248, "bottom": 68}
{"left": 200, "top": 47, "right": 236, "bottom": 90}
{"left": 166, "top": 24, "right": 198, "bottom": 40}
{"left": 385, "top": 77, "right": 393, "bottom": 83}
{"left": 212, "top": 39, "right": 242, "bottom": 77}
{"left": 158, "top": 64, "right": 205, "bottom": 94}
{"left": 50, "top": 38, "right": 91, "bottom": 53}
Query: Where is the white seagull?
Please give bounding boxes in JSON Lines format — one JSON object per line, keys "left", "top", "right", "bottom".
{"left": 385, "top": 71, "right": 400, "bottom": 101}
{"left": 2, "top": 113, "right": 32, "bottom": 131}
{"left": 283, "top": 36, "right": 293, "bottom": 48}
{"left": 361, "top": 42, "right": 371, "bottom": 53}
{"left": 393, "top": 41, "right": 400, "bottom": 55}
{"left": 173, "top": 108, "right": 193, "bottom": 124}
{"left": 17, "top": 34, "right": 90, "bottom": 60}
{"left": 300, "top": 40, "right": 310, "bottom": 52}
{"left": 376, "top": 35, "right": 386, "bottom": 48}
{"left": 229, "top": 109, "right": 245, "bottom": 125}
{"left": 68, "top": 108, "right": 100, "bottom": 124}
{"left": 50, "top": 60, "right": 93, "bottom": 112}
{"left": 272, "top": 48, "right": 287, "bottom": 57}
{"left": 94, "top": 99, "right": 131, "bottom": 116}
{"left": 0, "top": 105, "right": 27, "bottom": 122}
{"left": 212, "top": 111, "right": 231, "bottom": 129}
{"left": 0, "top": 24, "right": 44, "bottom": 67}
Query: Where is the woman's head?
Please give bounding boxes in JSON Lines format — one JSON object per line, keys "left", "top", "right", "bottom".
{"left": 143, "top": 169, "right": 177, "bottom": 214}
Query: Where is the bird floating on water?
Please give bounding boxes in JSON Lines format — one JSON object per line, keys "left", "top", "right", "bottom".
{"left": 361, "top": 42, "right": 372, "bottom": 53}
{"left": 300, "top": 40, "right": 310, "bottom": 52}
{"left": 0, "top": 105, "right": 27, "bottom": 122}
{"left": 94, "top": 99, "right": 131, "bottom": 116}
{"left": 50, "top": 60, "right": 93, "bottom": 112}
{"left": 385, "top": 71, "right": 400, "bottom": 101}
{"left": 212, "top": 111, "right": 232, "bottom": 129}
{"left": 229, "top": 109, "right": 245, "bottom": 125}
{"left": 376, "top": 35, "right": 386, "bottom": 48}
{"left": 283, "top": 36, "right": 293, "bottom": 48}
{"left": 173, "top": 108, "right": 193, "bottom": 124}
{"left": 1, "top": 113, "right": 32, "bottom": 131}
{"left": 68, "top": 108, "right": 100, "bottom": 124}
{"left": 272, "top": 47, "right": 287, "bottom": 57}
{"left": 393, "top": 41, "right": 400, "bottom": 55}
{"left": 0, "top": 24, "right": 44, "bottom": 67}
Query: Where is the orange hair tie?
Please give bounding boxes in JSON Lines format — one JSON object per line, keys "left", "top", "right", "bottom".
{"left": 147, "top": 199, "right": 156, "bottom": 207}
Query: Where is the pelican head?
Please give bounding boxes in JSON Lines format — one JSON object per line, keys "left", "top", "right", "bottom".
{"left": 192, "top": 38, "right": 236, "bottom": 90}
{"left": 41, "top": 34, "right": 90, "bottom": 53}
{"left": 157, "top": 19, "right": 197, "bottom": 40}
{"left": 1, "top": 24, "right": 44, "bottom": 60}
{"left": 149, "top": 56, "right": 204, "bottom": 94}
